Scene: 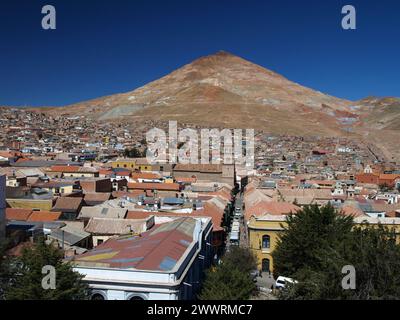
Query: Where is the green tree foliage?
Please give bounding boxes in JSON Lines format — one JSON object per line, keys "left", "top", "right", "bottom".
{"left": 199, "top": 247, "right": 257, "bottom": 300}
{"left": 274, "top": 204, "right": 400, "bottom": 300}
{"left": 223, "top": 246, "right": 257, "bottom": 274}
{"left": 379, "top": 183, "right": 392, "bottom": 192}
{"left": 273, "top": 204, "right": 353, "bottom": 277}
{"left": 342, "top": 225, "right": 400, "bottom": 299}
{"left": 0, "top": 240, "right": 13, "bottom": 299}
{"left": 124, "top": 147, "right": 144, "bottom": 158}
{"left": 4, "top": 239, "right": 89, "bottom": 300}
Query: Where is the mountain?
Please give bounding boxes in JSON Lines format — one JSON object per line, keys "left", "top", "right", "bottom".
{"left": 36, "top": 51, "right": 358, "bottom": 136}
{"left": 347, "top": 97, "right": 400, "bottom": 162}
{"left": 354, "top": 97, "right": 400, "bottom": 130}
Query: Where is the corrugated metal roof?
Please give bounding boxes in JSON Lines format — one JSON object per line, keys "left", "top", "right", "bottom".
{"left": 73, "top": 217, "right": 198, "bottom": 271}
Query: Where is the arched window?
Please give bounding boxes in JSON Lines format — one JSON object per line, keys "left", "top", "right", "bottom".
{"left": 262, "top": 235, "right": 270, "bottom": 249}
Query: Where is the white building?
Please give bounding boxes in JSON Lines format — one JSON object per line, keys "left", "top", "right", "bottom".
{"left": 0, "top": 175, "right": 6, "bottom": 241}
{"left": 71, "top": 217, "right": 213, "bottom": 300}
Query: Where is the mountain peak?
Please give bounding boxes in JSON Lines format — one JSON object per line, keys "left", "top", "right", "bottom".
{"left": 214, "top": 50, "right": 236, "bottom": 57}
{"left": 39, "top": 52, "right": 353, "bottom": 138}
{"left": 190, "top": 50, "right": 242, "bottom": 67}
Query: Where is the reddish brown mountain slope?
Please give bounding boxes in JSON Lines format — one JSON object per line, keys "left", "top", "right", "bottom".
{"left": 36, "top": 51, "right": 356, "bottom": 136}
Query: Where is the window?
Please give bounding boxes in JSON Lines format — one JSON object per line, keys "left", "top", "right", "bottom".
{"left": 262, "top": 235, "right": 270, "bottom": 249}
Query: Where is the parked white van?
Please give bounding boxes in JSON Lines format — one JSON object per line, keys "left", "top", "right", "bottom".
{"left": 275, "top": 276, "right": 297, "bottom": 289}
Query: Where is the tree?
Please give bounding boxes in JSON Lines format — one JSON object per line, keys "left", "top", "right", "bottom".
{"left": 0, "top": 240, "right": 13, "bottom": 300}
{"left": 273, "top": 204, "right": 353, "bottom": 277}
{"left": 223, "top": 246, "right": 257, "bottom": 274}
{"left": 341, "top": 225, "right": 400, "bottom": 299}
{"left": 199, "top": 247, "right": 257, "bottom": 300}
{"left": 4, "top": 239, "right": 89, "bottom": 300}
{"left": 379, "top": 183, "right": 392, "bottom": 192}
{"left": 124, "top": 147, "right": 143, "bottom": 158}
{"left": 274, "top": 204, "right": 400, "bottom": 300}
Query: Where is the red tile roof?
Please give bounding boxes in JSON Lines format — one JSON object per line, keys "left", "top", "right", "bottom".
{"left": 379, "top": 174, "right": 400, "bottom": 180}
{"left": 50, "top": 165, "right": 98, "bottom": 173}
{"left": 246, "top": 201, "right": 301, "bottom": 220}
{"left": 52, "top": 197, "right": 83, "bottom": 212}
{"left": 131, "top": 172, "right": 161, "bottom": 180}
{"left": 84, "top": 193, "right": 112, "bottom": 201}
{"left": 175, "top": 177, "right": 197, "bottom": 183}
{"left": 340, "top": 206, "right": 366, "bottom": 218}
{"left": 126, "top": 211, "right": 155, "bottom": 220}
{"left": 50, "top": 165, "right": 81, "bottom": 172}
{"left": 6, "top": 208, "right": 32, "bottom": 221}
{"left": 192, "top": 202, "right": 224, "bottom": 231}
{"left": 99, "top": 169, "right": 113, "bottom": 176}
{"left": 27, "top": 211, "right": 62, "bottom": 222}
{"left": 116, "top": 171, "right": 131, "bottom": 177}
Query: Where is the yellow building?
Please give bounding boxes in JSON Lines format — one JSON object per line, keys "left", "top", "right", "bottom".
{"left": 47, "top": 166, "right": 99, "bottom": 179}
{"left": 248, "top": 214, "right": 400, "bottom": 275}
{"left": 112, "top": 159, "right": 136, "bottom": 170}
{"left": 6, "top": 198, "right": 54, "bottom": 211}
{"left": 39, "top": 184, "right": 75, "bottom": 195}
{"left": 248, "top": 214, "right": 286, "bottom": 274}
{"left": 111, "top": 158, "right": 152, "bottom": 171}
{"left": 163, "top": 177, "right": 174, "bottom": 184}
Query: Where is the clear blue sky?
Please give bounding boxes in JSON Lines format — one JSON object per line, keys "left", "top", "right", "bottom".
{"left": 1, "top": 0, "right": 399, "bottom": 106}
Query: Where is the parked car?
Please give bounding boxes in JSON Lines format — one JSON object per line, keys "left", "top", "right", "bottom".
{"left": 275, "top": 276, "right": 297, "bottom": 289}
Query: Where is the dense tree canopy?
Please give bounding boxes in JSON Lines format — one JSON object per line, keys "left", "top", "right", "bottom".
{"left": 124, "top": 147, "right": 145, "bottom": 158}
{"left": 0, "top": 241, "right": 13, "bottom": 300}
{"left": 199, "top": 246, "right": 257, "bottom": 300}
{"left": 273, "top": 204, "right": 400, "bottom": 300}
{"left": 2, "top": 239, "right": 88, "bottom": 300}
